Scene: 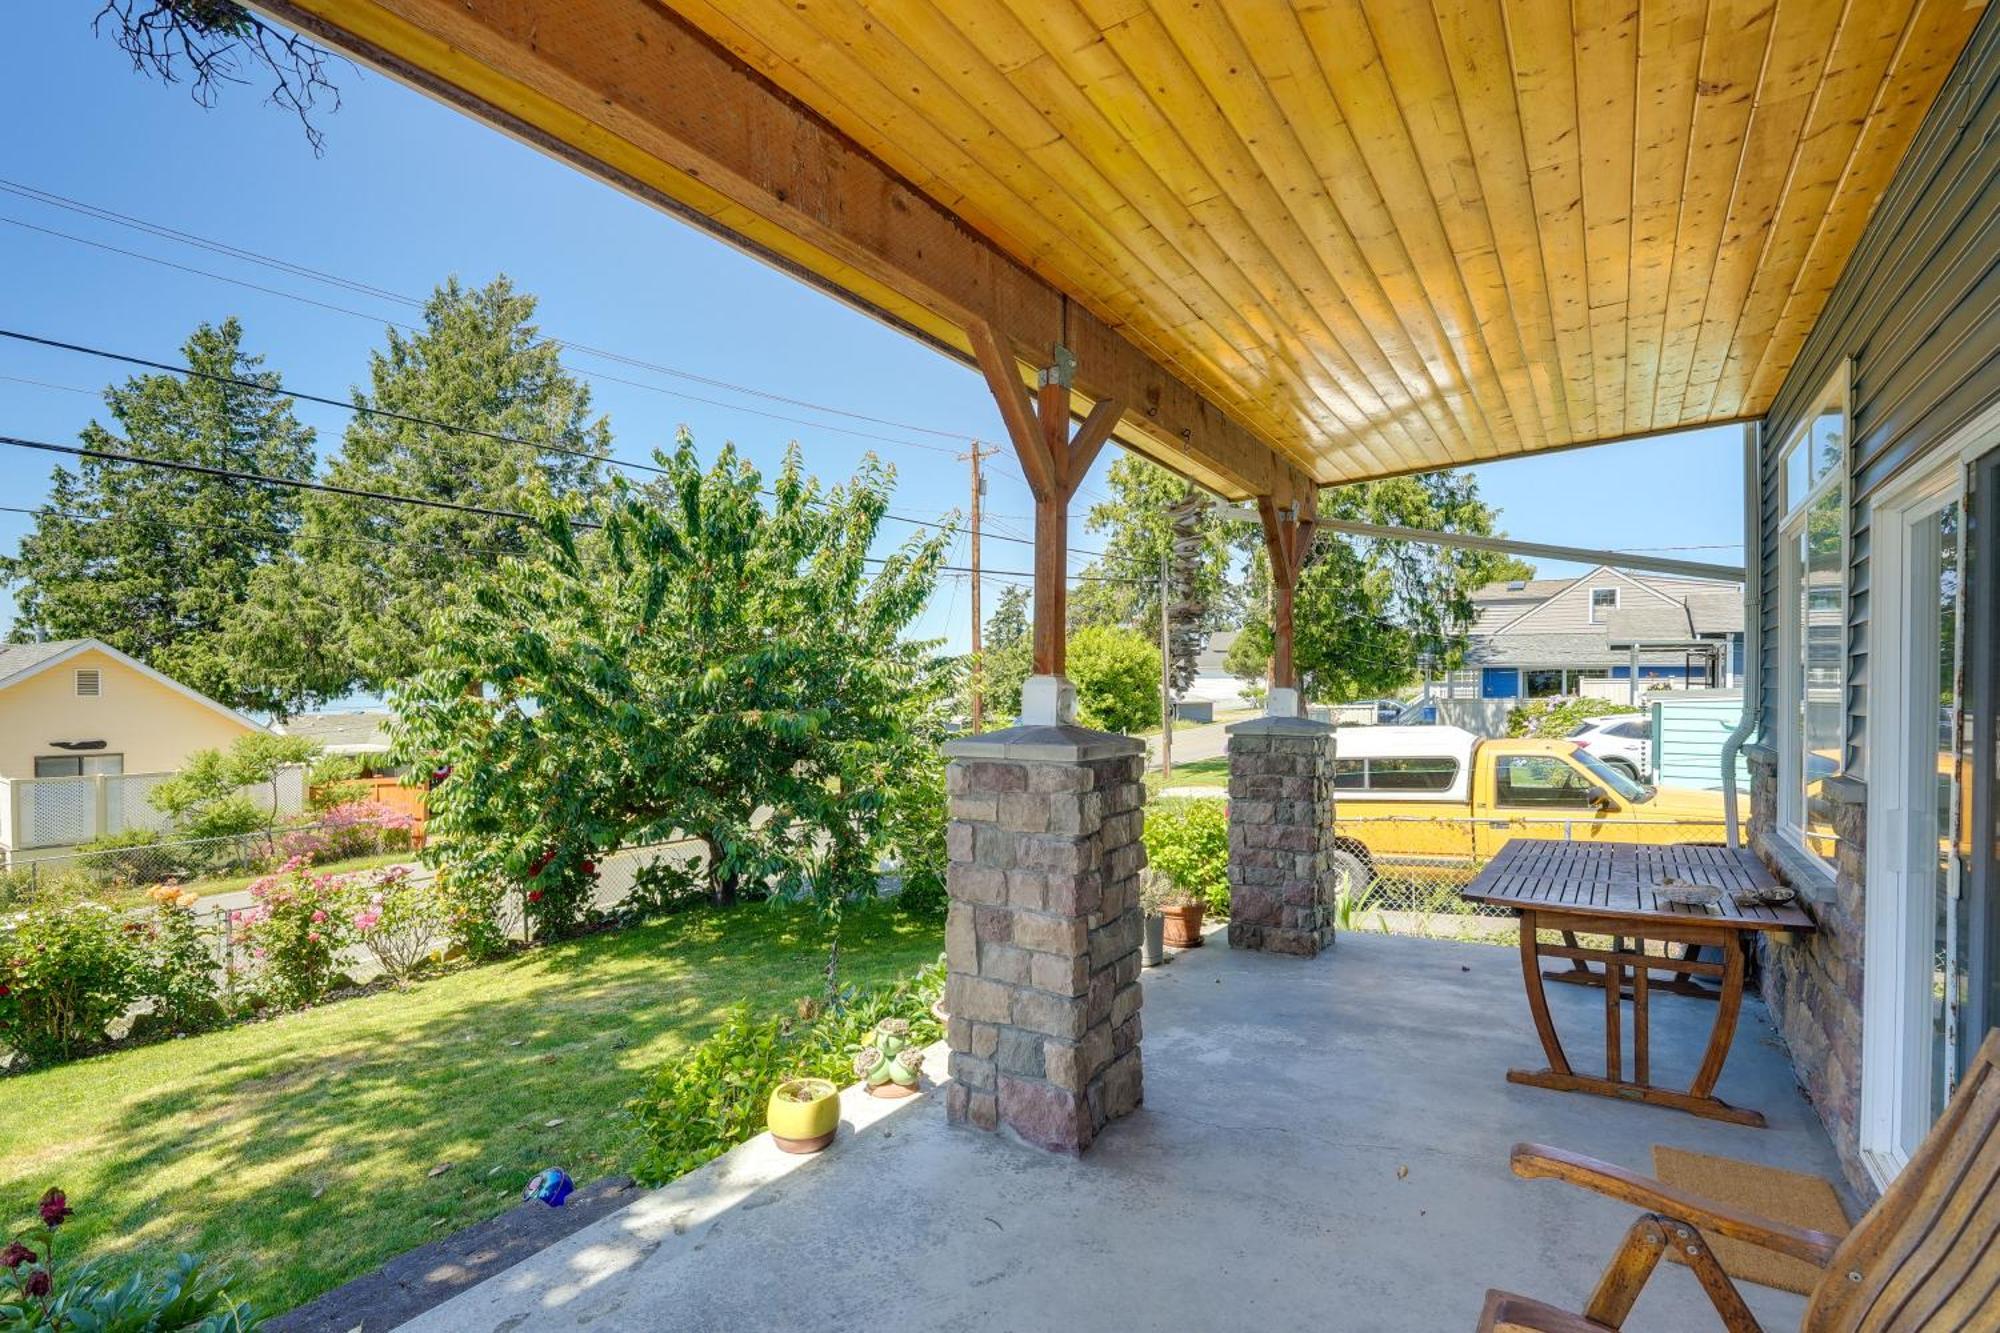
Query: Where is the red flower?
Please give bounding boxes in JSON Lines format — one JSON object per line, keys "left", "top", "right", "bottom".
{"left": 23, "top": 1269, "right": 49, "bottom": 1298}
{"left": 0, "top": 1243, "right": 34, "bottom": 1269}
{"left": 580, "top": 859, "right": 596, "bottom": 876}
{"left": 0, "top": 986, "right": 11, "bottom": 999}
{"left": 37, "top": 1189, "right": 70, "bottom": 1229}
{"left": 527, "top": 890, "right": 544, "bottom": 904}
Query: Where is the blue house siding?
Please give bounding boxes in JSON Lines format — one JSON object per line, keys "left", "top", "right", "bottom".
{"left": 1649, "top": 695, "right": 1749, "bottom": 793}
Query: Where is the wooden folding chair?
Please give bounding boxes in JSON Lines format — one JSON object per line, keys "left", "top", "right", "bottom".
{"left": 1477, "top": 1029, "right": 2000, "bottom": 1331}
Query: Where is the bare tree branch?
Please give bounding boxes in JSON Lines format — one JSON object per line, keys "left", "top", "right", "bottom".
{"left": 92, "top": 1, "right": 349, "bottom": 155}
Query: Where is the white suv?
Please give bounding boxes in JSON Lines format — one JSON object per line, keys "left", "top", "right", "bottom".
{"left": 1565, "top": 715, "right": 1652, "bottom": 782}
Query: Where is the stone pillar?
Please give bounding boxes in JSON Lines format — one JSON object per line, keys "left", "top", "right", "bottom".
{"left": 940, "top": 726, "right": 1146, "bottom": 1153}
{"left": 1225, "top": 715, "right": 1338, "bottom": 956}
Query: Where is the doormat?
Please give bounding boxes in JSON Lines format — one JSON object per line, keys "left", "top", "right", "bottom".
{"left": 1651, "top": 1146, "right": 1850, "bottom": 1295}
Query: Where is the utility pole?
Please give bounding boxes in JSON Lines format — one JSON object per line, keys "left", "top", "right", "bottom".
{"left": 962, "top": 443, "right": 993, "bottom": 732}
{"left": 1160, "top": 551, "right": 1173, "bottom": 780}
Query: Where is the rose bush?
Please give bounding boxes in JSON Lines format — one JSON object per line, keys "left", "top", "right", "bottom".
{"left": 233, "top": 859, "right": 355, "bottom": 1008}
{"left": 347, "top": 865, "right": 443, "bottom": 982}
{"left": 0, "top": 904, "right": 144, "bottom": 1066}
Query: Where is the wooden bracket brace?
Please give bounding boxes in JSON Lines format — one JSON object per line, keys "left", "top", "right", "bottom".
{"left": 1257, "top": 484, "right": 1318, "bottom": 691}
{"left": 969, "top": 319, "right": 1121, "bottom": 677}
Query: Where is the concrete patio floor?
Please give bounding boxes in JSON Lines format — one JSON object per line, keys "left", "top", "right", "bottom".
{"left": 404, "top": 930, "right": 1851, "bottom": 1331}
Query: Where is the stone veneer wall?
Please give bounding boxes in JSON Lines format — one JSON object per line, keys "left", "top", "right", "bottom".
{"left": 1746, "top": 744, "right": 1874, "bottom": 1198}
{"left": 1225, "top": 717, "right": 1338, "bottom": 957}
{"left": 940, "top": 734, "right": 1146, "bottom": 1153}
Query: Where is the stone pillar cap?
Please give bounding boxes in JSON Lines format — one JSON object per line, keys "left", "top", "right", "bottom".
{"left": 944, "top": 725, "right": 1146, "bottom": 762}
{"left": 1225, "top": 715, "right": 1336, "bottom": 737}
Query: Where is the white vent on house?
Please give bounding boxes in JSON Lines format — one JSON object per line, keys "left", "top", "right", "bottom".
{"left": 74, "top": 668, "right": 101, "bottom": 697}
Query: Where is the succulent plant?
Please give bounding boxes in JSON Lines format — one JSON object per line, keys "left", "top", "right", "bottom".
{"left": 864, "top": 1017, "right": 924, "bottom": 1088}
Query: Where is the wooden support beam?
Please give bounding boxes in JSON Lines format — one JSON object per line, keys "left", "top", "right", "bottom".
{"left": 971, "top": 320, "right": 1120, "bottom": 678}
{"left": 1258, "top": 487, "right": 1318, "bottom": 692}
{"left": 256, "top": 0, "right": 1317, "bottom": 506}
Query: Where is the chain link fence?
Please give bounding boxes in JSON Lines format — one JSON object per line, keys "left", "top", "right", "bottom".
{"left": 1332, "top": 813, "right": 1732, "bottom": 943}
{"left": 0, "top": 817, "right": 418, "bottom": 909}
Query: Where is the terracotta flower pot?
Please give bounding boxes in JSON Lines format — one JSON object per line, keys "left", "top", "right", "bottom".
{"left": 866, "top": 1079, "right": 921, "bottom": 1100}
{"left": 1160, "top": 902, "right": 1206, "bottom": 949}
{"left": 768, "top": 1077, "right": 839, "bottom": 1154}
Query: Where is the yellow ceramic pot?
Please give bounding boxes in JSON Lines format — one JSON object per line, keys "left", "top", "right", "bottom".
{"left": 768, "top": 1078, "right": 839, "bottom": 1154}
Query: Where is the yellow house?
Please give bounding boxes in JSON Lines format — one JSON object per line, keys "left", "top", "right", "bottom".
{"left": 0, "top": 639, "right": 265, "bottom": 855}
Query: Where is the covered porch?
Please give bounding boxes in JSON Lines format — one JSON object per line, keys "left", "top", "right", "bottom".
{"left": 393, "top": 931, "right": 1848, "bottom": 1330}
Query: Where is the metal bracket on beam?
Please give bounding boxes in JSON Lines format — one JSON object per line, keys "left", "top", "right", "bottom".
{"left": 1037, "top": 345, "right": 1077, "bottom": 389}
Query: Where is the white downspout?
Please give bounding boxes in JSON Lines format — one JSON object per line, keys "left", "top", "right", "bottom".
{"left": 1722, "top": 421, "right": 1762, "bottom": 849}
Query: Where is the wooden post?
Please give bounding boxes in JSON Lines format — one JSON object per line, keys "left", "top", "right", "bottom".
{"left": 1257, "top": 489, "right": 1317, "bottom": 699}
{"left": 968, "top": 319, "right": 1120, "bottom": 693}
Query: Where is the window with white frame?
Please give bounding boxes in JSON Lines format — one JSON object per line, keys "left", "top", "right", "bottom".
{"left": 1777, "top": 367, "right": 1849, "bottom": 868}
{"left": 1589, "top": 587, "right": 1618, "bottom": 623}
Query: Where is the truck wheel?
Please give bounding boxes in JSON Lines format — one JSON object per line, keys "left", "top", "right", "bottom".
{"left": 1330, "top": 848, "right": 1372, "bottom": 897}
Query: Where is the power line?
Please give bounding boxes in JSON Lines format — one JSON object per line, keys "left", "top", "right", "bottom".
{"left": 0, "top": 178, "right": 987, "bottom": 446}
{"left": 0, "top": 431, "right": 1147, "bottom": 586}
{"left": 0, "top": 327, "right": 1143, "bottom": 564}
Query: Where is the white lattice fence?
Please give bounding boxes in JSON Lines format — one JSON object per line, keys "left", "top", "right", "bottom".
{"left": 110, "top": 773, "right": 173, "bottom": 837}
{"left": 16, "top": 778, "right": 97, "bottom": 850}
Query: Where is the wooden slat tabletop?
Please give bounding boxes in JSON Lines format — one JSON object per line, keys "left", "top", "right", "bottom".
{"left": 1461, "top": 840, "right": 1815, "bottom": 933}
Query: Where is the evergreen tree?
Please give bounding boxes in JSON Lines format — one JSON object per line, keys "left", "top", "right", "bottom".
{"left": 2, "top": 319, "right": 313, "bottom": 712}
{"left": 227, "top": 277, "right": 610, "bottom": 708}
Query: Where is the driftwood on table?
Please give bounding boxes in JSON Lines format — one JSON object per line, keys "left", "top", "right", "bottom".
{"left": 1476, "top": 1029, "right": 2000, "bottom": 1331}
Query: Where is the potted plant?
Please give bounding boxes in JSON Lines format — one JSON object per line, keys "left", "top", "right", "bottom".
{"left": 854, "top": 1018, "right": 926, "bottom": 1098}
{"left": 767, "top": 1077, "right": 840, "bottom": 1154}
{"left": 1138, "top": 870, "right": 1171, "bottom": 967}
{"left": 1150, "top": 871, "right": 1207, "bottom": 949}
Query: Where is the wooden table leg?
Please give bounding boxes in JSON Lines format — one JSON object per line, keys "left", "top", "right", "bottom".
{"left": 1690, "top": 933, "right": 1749, "bottom": 1104}
{"left": 1516, "top": 910, "right": 1571, "bottom": 1076}
{"left": 1508, "top": 923, "right": 1766, "bottom": 1127}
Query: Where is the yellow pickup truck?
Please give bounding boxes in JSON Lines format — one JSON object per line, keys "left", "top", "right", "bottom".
{"left": 1327, "top": 725, "right": 1727, "bottom": 887}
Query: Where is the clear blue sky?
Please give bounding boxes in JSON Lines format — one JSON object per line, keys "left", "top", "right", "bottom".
{"left": 0, "top": 6, "right": 1744, "bottom": 659}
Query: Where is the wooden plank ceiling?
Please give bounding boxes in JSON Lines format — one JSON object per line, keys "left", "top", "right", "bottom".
{"left": 660, "top": 0, "right": 1983, "bottom": 483}
{"left": 265, "top": 0, "right": 1986, "bottom": 491}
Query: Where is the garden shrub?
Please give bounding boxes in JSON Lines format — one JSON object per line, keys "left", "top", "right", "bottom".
{"left": 629, "top": 959, "right": 944, "bottom": 1186}
{"left": 0, "top": 904, "right": 144, "bottom": 1065}
{"left": 884, "top": 752, "right": 947, "bottom": 920}
{"left": 1067, "top": 626, "right": 1162, "bottom": 735}
{"left": 1142, "top": 797, "right": 1230, "bottom": 915}
{"left": 233, "top": 859, "right": 356, "bottom": 1007}
{"left": 347, "top": 865, "right": 443, "bottom": 982}
{"left": 1506, "top": 696, "right": 1642, "bottom": 739}
{"left": 136, "top": 885, "right": 226, "bottom": 1034}
{"left": 276, "top": 801, "right": 415, "bottom": 866}
{"left": 75, "top": 828, "right": 183, "bottom": 889}
{"left": 306, "top": 752, "right": 372, "bottom": 813}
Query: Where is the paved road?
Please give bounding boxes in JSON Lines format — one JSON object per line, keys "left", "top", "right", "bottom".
{"left": 1146, "top": 719, "right": 1235, "bottom": 770}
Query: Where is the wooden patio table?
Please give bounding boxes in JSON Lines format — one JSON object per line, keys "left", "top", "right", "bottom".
{"left": 1461, "top": 839, "right": 1815, "bottom": 1128}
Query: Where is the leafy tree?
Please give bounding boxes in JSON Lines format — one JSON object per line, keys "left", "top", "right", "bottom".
{"left": 227, "top": 277, "right": 611, "bottom": 710}
{"left": 972, "top": 584, "right": 1034, "bottom": 723}
{"left": 986, "top": 583, "right": 1029, "bottom": 653}
{"left": 3, "top": 320, "right": 315, "bottom": 713}
{"left": 1067, "top": 626, "right": 1160, "bottom": 734}
{"left": 389, "top": 434, "right": 949, "bottom": 947}
{"left": 1231, "top": 471, "right": 1523, "bottom": 702}
{"left": 1070, "top": 455, "right": 1235, "bottom": 631}
{"left": 149, "top": 732, "right": 320, "bottom": 839}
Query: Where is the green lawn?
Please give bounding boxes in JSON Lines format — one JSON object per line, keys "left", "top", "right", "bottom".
{"left": 1147, "top": 754, "right": 1229, "bottom": 792}
{"left": 0, "top": 901, "right": 941, "bottom": 1317}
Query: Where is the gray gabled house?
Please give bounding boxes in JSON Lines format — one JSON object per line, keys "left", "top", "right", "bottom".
{"left": 1447, "top": 565, "right": 1744, "bottom": 701}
